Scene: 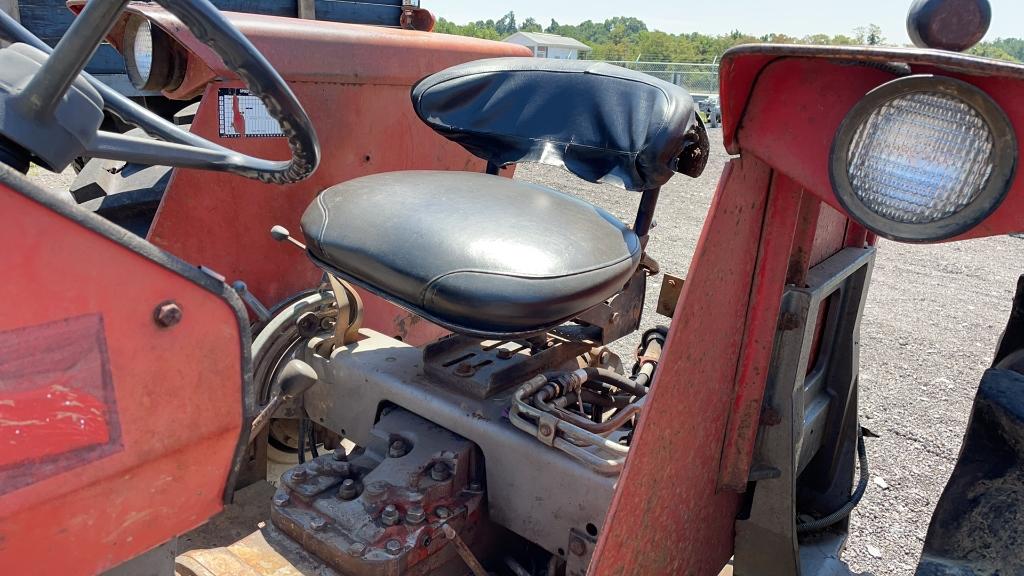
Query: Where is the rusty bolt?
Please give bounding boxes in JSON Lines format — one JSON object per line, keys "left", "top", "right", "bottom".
{"left": 154, "top": 301, "right": 182, "bottom": 328}
{"left": 406, "top": 505, "right": 426, "bottom": 524}
{"left": 388, "top": 439, "right": 408, "bottom": 458}
{"left": 296, "top": 312, "right": 320, "bottom": 337}
{"left": 381, "top": 504, "right": 400, "bottom": 526}
{"left": 538, "top": 423, "right": 554, "bottom": 437}
{"left": 454, "top": 362, "right": 474, "bottom": 377}
{"left": 430, "top": 461, "right": 451, "bottom": 482}
{"left": 310, "top": 517, "right": 328, "bottom": 531}
{"left": 365, "top": 481, "right": 388, "bottom": 497}
{"left": 385, "top": 539, "right": 403, "bottom": 556}
{"left": 332, "top": 448, "right": 348, "bottom": 461}
{"left": 496, "top": 348, "right": 514, "bottom": 360}
{"left": 569, "top": 535, "right": 587, "bottom": 556}
{"left": 273, "top": 492, "right": 290, "bottom": 507}
{"left": 348, "top": 542, "right": 366, "bottom": 557}
{"left": 292, "top": 467, "right": 309, "bottom": 481}
{"left": 338, "top": 479, "right": 360, "bottom": 501}
{"left": 434, "top": 506, "right": 451, "bottom": 519}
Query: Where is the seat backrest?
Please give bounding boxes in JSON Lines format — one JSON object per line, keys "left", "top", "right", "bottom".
{"left": 411, "top": 58, "right": 708, "bottom": 192}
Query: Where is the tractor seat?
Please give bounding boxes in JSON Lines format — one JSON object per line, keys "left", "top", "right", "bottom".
{"left": 301, "top": 170, "right": 641, "bottom": 337}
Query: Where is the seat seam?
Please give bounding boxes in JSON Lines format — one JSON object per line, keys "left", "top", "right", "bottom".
{"left": 315, "top": 191, "right": 330, "bottom": 252}
{"left": 417, "top": 250, "right": 640, "bottom": 307}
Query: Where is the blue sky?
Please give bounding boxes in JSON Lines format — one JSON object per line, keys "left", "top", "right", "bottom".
{"left": 427, "top": 0, "right": 1023, "bottom": 44}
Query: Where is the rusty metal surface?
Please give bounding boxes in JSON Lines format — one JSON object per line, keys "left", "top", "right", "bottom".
{"left": 304, "top": 329, "right": 617, "bottom": 558}
{"left": 656, "top": 274, "right": 684, "bottom": 318}
{"left": 0, "top": 170, "right": 247, "bottom": 575}
{"left": 591, "top": 156, "right": 773, "bottom": 575}
{"left": 270, "top": 410, "right": 485, "bottom": 575}
{"left": 716, "top": 173, "right": 806, "bottom": 492}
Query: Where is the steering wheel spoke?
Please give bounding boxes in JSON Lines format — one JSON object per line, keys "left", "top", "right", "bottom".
{"left": 0, "top": 0, "right": 319, "bottom": 184}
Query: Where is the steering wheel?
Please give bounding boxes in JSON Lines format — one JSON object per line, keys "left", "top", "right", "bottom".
{"left": 0, "top": 0, "right": 319, "bottom": 184}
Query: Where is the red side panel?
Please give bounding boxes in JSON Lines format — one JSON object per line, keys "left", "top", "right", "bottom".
{"left": 592, "top": 157, "right": 772, "bottom": 575}
{"left": 0, "top": 170, "right": 247, "bottom": 576}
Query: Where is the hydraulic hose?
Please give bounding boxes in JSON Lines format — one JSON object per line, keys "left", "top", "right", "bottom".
{"left": 796, "top": 428, "right": 869, "bottom": 534}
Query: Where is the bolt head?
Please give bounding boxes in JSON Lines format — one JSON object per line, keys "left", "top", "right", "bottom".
{"left": 385, "top": 539, "right": 403, "bottom": 555}
{"left": 406, "top": 505, "right": 426, "bottom": 524}
{"left": 388, "top": 439, "right": 408, "bottom": 458}
{"left": 348, "top": 542, "right": 366, "bottom": 557}
{"left": 332, "top": 448, "right": 348, "bottom": 461}
{"left": 338, "top": 479, "right": 359, "bottom": 500}
{"left": 292, "top": 467, "right": 309, "bottom": 481}
{"left": 310, "top": 517, "right": 328, "bottom": 531}
{"left": 366, "top": 481, "right": 388, "bottom": 496}
{"left": 538, "top": 423, "right": 554, "bottom": 437}
{"left": 154, "top": 301, "right": 182, "bottom": 328}
{"left": 569, "top": 536, "right": 587, "bottom": 556}
{"left": 273, "top": 493, "right": 290, "bottom": 507}
{"left": 496, "top": 348, "right": 514, "bottom": 360}
{"left": 454, "top": 362, "right": 474, "bottom": 376}
{"left": 468, "top": 481, "right": 482, "bottom": 491}
{"left": 381, "top": 504, "right": 400, "bottom": 526}
{"left": 434, "top": 506, "right": 451, "bottom": 519}
{"left": 430, "top": 461, "right": 451, "bottom": 482}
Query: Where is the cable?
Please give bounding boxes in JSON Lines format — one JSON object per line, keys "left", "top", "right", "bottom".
{"left": 796, "top": 427, "right": 869, "bottom": 534}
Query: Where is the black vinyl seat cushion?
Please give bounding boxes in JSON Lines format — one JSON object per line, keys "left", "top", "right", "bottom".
{"left": 301, "top": 171, "right": 641, "bottom": 337}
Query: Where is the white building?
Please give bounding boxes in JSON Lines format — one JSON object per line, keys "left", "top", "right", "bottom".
{"left": 503, "top": 32, "right": 592, "bottom": 60}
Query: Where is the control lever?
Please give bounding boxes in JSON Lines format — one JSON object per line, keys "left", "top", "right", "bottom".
{"left": 249, "top": 359, "right": 318, "bottom": 443}
{"left": 270, "top": 225, "right": 307, "bottom": 250}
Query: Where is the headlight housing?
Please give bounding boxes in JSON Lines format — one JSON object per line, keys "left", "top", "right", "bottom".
{"left": 830, "top": 75, "right": 1017, "bottom": 242}
{"left": 123, "top": 16, "right": 183, "bottom": 93}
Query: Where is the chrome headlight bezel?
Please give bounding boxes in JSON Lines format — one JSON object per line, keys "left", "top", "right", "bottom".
{"left": 829, "top": 75, "right": 1017, "bottom": 242}
{"left": 122, "top": 15, "right": 183, "bottom": 93}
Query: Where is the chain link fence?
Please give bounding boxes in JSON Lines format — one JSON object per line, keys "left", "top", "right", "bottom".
{"left": 598, "top": 61, "right": 720, "bottom": 95}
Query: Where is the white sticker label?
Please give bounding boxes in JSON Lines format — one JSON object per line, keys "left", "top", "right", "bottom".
{"left": 218, "top": 88, "right": 284, "bottom": 138}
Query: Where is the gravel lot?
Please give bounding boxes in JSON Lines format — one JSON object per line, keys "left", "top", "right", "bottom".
{"left": 32, "top": 128, "right": 1023, "bottom": 574}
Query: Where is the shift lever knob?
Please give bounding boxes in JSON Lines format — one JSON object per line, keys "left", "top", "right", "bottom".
{"left": 270, "top": 225, "right": 307, "bottom": 250}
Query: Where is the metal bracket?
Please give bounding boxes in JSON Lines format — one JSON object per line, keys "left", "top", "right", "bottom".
{"left": 734, "top": 247, "right": 875, "bottom": 576}
{"left": 327, "top": 274, "right": 363, "bottom": 347}
{"left": 656, "top": 274, "right": 684, "bottom": 318}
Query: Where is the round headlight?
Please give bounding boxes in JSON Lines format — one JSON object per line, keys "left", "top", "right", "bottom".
{"left": 122, "top": 16, "right": 183, "bottom": 93}
{"left": 830, "top": 75, "right": 1017, "bottom": 242}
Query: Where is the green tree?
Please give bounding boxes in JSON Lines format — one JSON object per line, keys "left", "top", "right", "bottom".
{"left": 495, "top": 11, "right": 517, "bottom": 36}
{"left": 520, "top": 17, "right": 542, "bottom": 33}
{"left": 854, "top": 24, "right": 885, "bottom": 45}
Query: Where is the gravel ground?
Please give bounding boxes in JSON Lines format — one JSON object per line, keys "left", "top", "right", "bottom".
{"left": 31, "top": 128, "right": 1024, "bottom": 574}
{"left": 514, "top": 129, "right": 1024, "bottom": 575}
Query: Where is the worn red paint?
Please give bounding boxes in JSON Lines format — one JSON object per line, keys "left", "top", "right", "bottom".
{"left": 231, "top": 93, "right": 246, "bottom": 136}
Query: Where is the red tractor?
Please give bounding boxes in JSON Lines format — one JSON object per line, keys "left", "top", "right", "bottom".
{"left": 0, "top": 0, "right": 1021, "bottom": 574}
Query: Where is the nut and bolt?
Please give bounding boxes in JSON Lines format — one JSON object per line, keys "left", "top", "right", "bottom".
{"left": 154, "top": 301, "right": 183, "bottom": 328}
{"left": 496, "top": 348, "right": 514, "bottom": 360}
{"left": 406, "top": 505, "right": 426, "bottom": 524}
{"left": 385, "top": 539, "right": 403, "bottom": 556}
{"left": 332, "top": 448, "right": 348, "bottom": 461}
{"left": 381, "top": 504, "right": 401, "bottom": 526}
{"left": 468, "top": 480, "right": 483, "bottom": 492}
{"left": 538, "top": 423, "right": 554, "bottom": 437}
{"left": 429, "top": 461, "right": 451, "bottom": 482}
{"left": 292, "top": 467, "right": 309, "bottom": 481}
{"left": 310, "top": 517, "right": 329, "bottom": 531}
{"left": 388, "top": 439, "right": 408, "bottom": 458}
{"left": 569, "top": 535, "right": 587, "bottom": 557}
{"left": 434, "top": 506, "right": 451, "bottom": 519}
{"left": 454, "top": 362, "right": 474, "bottom": 377}
{"left": 347, "top": 542, "right": 367, "bottom": 557}
{"left": 365, "top": 481, "right": 388, "bottom": 497}
{"left": 273, "top": 493, "right": 290, "bottom": 507}
{"left": 338, "top": 479, "right": 360, "bottom": 501}
{"left": 296, "top": 312, "right": 320, "bottom": 337}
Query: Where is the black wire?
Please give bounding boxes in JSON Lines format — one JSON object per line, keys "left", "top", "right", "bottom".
{"left": 796, "top": 427, "right": 869, "bottom": 534}
{"left": 297, "top": 419, "right": 307, "bottom": 464}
